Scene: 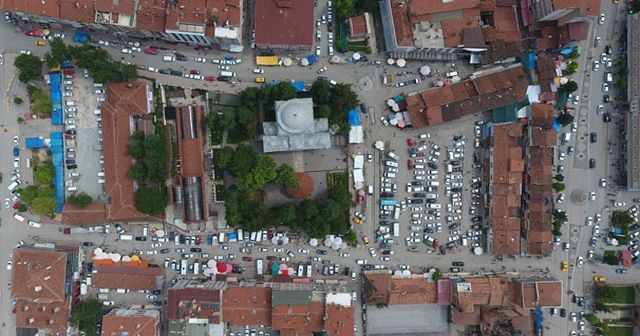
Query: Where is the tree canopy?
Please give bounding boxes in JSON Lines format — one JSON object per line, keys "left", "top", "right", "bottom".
{"left": 67, "top": 192, "right": 93, "bottom": 208}
{"left": 69, "top": 299, "right": 102, "bottom": 336}
{"left": 14, "top": 54, "right": 43, "bottom": 83}
{"left": 135, "top": 186, "right": 168, "bottom": 215}
{"left": 562, "top": 80, "right": 578, "bottom": 93}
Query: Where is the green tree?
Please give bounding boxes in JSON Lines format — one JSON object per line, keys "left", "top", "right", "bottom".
{"left": 13, "top": 97, "right": 23, "bottom": 105}
{"left": 235, "top": 105, "right": 257, "bottom": 139}
{"left": 276, "top": 203, "right": 297, "bottom": 226}
{"left": 345, "top": 230, "right": 357, "bottom": 243}
{"left": 34, "top": 161, "right": 55, "bottom": 185}
{"left": 554, "top": 174, "right": 565, "bottom": 182}
{"left": 37, "top": 186, "right": 55, "bottom": 198}
{"left": 128, "top": 162, "right": 147, "bottom": 180}
{"left": 557, "top": 113, "right": 574, "bottom": 126}
{"left": 69, "top": 299, "right": 102, "bottom": 336}
{"left": 143, "top": 133, "right": 169, "bottom": 183}
{"left": 562, "top": 80, "right": 578, "bottom": 93}
{"left": 67, "top": 192, "right": 93, "bottom": 208}
{"left": 355, "top": 0, "right": 379, "bottom": 14}
{"left": 128, "top": 131, "right": 146, "bottom": 159}
{"left": 432, "top": 270, "right": 444, "bottom": 281}
{"left": 298, "top": 199, "right": 319, "bottom": 222}
{"left": 334, "top": 0, "right": 355, "bottom": 19}
{"left": 270, "top": 82, "right": 296, "bottom": 102}
{"left": 603, "top": 254, "right": 620, "bottom": 265}
{"left": 552, "top": 182, "right": 566, "bottom": 192}
{"left": 213, "top": 147, "right": 235, "bottom": 173}
{"left": 17, "top": 204, "right": 28, "bottom": 212}
{"left": 26, "top": 85, "right": 52, "bottom": 116}
{"left": 276, "top": 164, "right": 298, "bottom": 188}
{"left": 569, "top": 50, "right": 580, "bottom": 59}
{"left": 135, "top": 186, "right": 168, "bottom": 215}
{"left": 566, "top": 61, "right": 579, "bottom": 75}
{"left": 554, "top": 210, "right": 568, "bottom": 221}
{"left": 311, "top": 80, "right": 332, "bottom": 105}
{"left": 19, "top": 186, "right": 40, "bottom": 203}
{"left": 44, "top": 37, "right": 71, "bottom": 68}
{"left": 16, "top": 117, "right": 25, "bottom": 124}
{"left": 320, "top": 198, "right": 340, "bottom": 222}
{"left": 237, "top": 156, "right": 278, "bottom": 193}
{"left": 31, "top": 197, "right": 57, "bottom": 217}
{"left": 315, "top": 104, "right": 332, "bottom": 118}
{"left": 230, "top": 144, "right": 257, "bottom": 177}
{"left": 14, "top": 54, "right": 43, "bottom": 83}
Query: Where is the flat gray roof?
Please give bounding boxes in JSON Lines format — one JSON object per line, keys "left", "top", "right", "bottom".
{"left": 365, "top": 304, "right": 449, "bottom": 335}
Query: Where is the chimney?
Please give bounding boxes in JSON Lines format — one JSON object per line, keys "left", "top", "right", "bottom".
{"left": 136, "top": 323, "right": 141, "bottom": 329}
{"left": 28, "top": 318, "right": 35, "bottom": 324}
{"left": 34, "top": 286, "right": 42, "bottom": 292}
{"left": 48, "top": 319, "right": 54, "bottom": 325}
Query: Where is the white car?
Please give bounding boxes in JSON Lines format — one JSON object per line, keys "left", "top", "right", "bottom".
{"left": 614, "top": 201, "right": 626, "bottom": 207}
{"left": 599, "top": 178, "right": 607, "bottom": 188}
{"left": 315, "top": 46, "right": 321, "bottom": 56}
{"left": 598, "top": 13, "right": 605, "bottom": 25}
{"left": 194, "top": 57, "right": 206, "bottom": 63}
{"left": 585, "top": 217, "right": 593, "bottom": 226}
{"left": 217, "top": 65, "right": 230, "bottom": 70}
{"left": 6, "top": 261, "right": 12, "bottom": 270}
{"left": 589, "top": 192, "right": 596, "bottom": 200}
{"left": 576, "top": 256, "right": 584, "bottom": 267}
{"left": 121, "top": 48, "right": 132, "bottom": 54}
{"left": 13, "top": 136, "right": 19, "bottom": 145}
{"left": 252, "top": 68, "right": 264, "bottom": 74}
{"left": 19, "top": 50, "right": 31, "bottom": 55}
{"left": 602, "top": 83, "right": 609, "bottom": 92}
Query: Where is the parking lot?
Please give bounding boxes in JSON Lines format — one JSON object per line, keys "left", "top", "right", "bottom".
{"left": 62, "top": 69, "right": 105, "bottom": 198}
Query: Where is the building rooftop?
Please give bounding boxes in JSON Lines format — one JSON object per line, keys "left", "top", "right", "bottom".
{"left": 168, "top": 285, "right": 221, "bottom": 323}
{"left": 552, "top": 0, "right": 601, "bottom": 17}
{"left": 490, "top": 122, "right": 524, "bottom": 256}
{"left": 263, "top": 98, "right": 331, "bottom": 152}
{"left": 512, "top": 279, "right": 563, "bottom": 308}
{"left": 221, "top": 287, "right": 272, "bottom": 326}
{"left": 254, "top": 0, "right": 314, "bottom": 47}
{"left": 406, "top": 65, "right": 528, "bottom": 128}
{"left": 93, "top": 265, "right": 164, "bottom": 291}
{"left": 389, "top": 277, "right": 438, "bottom": 305}
{"left": 101, "top": 82, "right": 158, "bottom": 223}
{"left": 101, "top": 308, "right": 160, "bottom": 336}
{"left": 349, "top": 13, "right": 368, "bottom": 38}
{"left": 61, "top": 203, "right": 108, "bottom": 225}
{"left": 164, "top": 0, "right": 241, "bottom": 37}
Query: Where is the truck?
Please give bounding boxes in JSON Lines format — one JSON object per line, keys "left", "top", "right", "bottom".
{"left": 393, "top": 223, "right": 400, "bottom": 237}
{"left": 393, "top": 207, "right": 400, "bottom": 220}
{"left": 7, "top": 181, "right": 19, "bottom": 191}
{"left": 63, "top": 226, "right": 105, "bottom": 234}
{"left": 386, "top": 151, "right": 399, "bottom": 161}
{"left": 256, "top": 259, "right": 264, "bottom": 275}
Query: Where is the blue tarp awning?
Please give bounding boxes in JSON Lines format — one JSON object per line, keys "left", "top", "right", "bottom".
{"left": 25, "top": 137, "right": 45, "bottom": 149}
{"left": 50, "top": 73, "right": 63, "bottom": 125}
{"left": 348, "top": 109, "right": 360, "bottom": 126}
{"left": 291, "top": 81, "right": 305, "bottom": 92}
{"left": 50, "top": 132, "right": 65, "bottom": 213}
{"left": 528, "top": 53, "right": 537, "bottom": 70}
{"left": 553, "top": 118, "right": 562, "bottom": 132}
{"left": 72, "top": 31, "right": 89, "bottom": 43}
{"left": 306, "top": 55, "right": 317, "bottom": 64}
{"left": 560, "top": 46, "right": 574, "bottom": 55}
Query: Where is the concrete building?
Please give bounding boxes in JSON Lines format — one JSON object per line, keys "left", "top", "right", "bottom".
{"left": 626, "top": 13, "right": 640, "bottom": 191}
{"left": 11, "top": 243, "right": 81, "bottom": 336}
{"left": 1, "top": 0, "right": 243, "bottom": 50}
{"left": 262, "top": 98, "right": 331, "bottom": 153}
{"left": 92, "top": 263, "right": 165, "bottom": 292}
{"left": 101, "top": 308, "right": 161, "bottom": 336}
{"left": 167, "top": 280, "right": 226, "bottom": 336}
{"left": 348, "top": 13, "right": 371, "bottom": 41}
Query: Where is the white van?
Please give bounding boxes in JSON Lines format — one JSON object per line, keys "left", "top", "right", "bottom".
{"left": 387, "top": 151, "right": 399, "bottom": 161}
{"left": 220, "top": 71, "right": 237, "bottom": 78}
{"left": 97, "top": 172, "right": 105, "bottom": 177}
{"left": 605, "top": 72, "right": 613, "bottom": 83}
{"left": 26, "top": 158, "right": 31, "bottom": 168}
{"left": 425, "top": 193, "right": 437, "bottom": 199}
{"left": 384, "top": 172, "right": 397, "bottom": 178}
{"left": 427, "top": 203, "right": 441, "bottom": 209}
{"left": 65, "top": 101, "right": 76, "bottom": 106}
{"left": 415, "top": 164, "right": 425, "bottom": 169}
{"left": 218, "top": 232, "right": 226, "bottom": 243}
{"left": 28, "top": 220, "right": 43, "bottom": 228}
{"left": 94, "top": 109, "right": 101, "bottom": 115}
{"left": 7, "top": 181, "right": 19, "bottom": 191}
{"left": 367, "top": 185, "right": 374, "bottom": 195}
{"left": 384, "top": 160, "right": 398, "bottom": 167}
{"left": 427, "top": 181, "right": 440, "bottom": 187}
{"left": 13, "top": 213, "right": 25, "bottom": 222}
{"left": 97, "top": 179, "right": 105, "bottom": 184}
{"left": 562, "top": 133, "right": 571, "bottom": 144}
{"left": 142, "top": 225, "right": 149, "bottom": 236}
{"left": 163, "top": 55, "right": 176, "bottom": 62}
{"left": 119, "top": 234, "right": 133, "bottom": 241}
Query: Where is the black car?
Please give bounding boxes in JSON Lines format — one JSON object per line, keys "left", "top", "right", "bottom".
{"left": 82, "top": 242, "right": 94, "bottom": 246}
{"left": 135, "top": 236, "right": 147, "bottom": 241}
{"left": 175, "top": 53, "right": 188, "bottom": 61}
{"left": 159, "top": 69, "right": 171, "bottom": 75}
{"left": 381, "top": 192, "right": 394, "bottom": 198}
{"left": 603, "top": 113, "right": 611, "bottom": 122}
{"left": 450, "top": 160, "right": 461, "bottom": 166}
{"left": 589, "top": 158, "right": 596, "bottom": 169}
{"left": 560, "top": 308, "right": 566, "bottom": 317}
{"left": 217, "top": 76, "right": 231, "bottom": 81}
{"left": 190, "top": 248, "right": 202, "bottom": 253}
{"left": 605, "top": 45, "right": 612, "bottom": 55}
{"left": 169, "top": 69, "right": 183, "bottom": 76}
{"left": 450, "top": 187, "right": 462, "bottom": 192}
{"left": 427, "top": 162, "right": 438, "bottom": 169}
{"left": 65, "top": 130, "right": 77, "bottom": 135}
{"left": 424, "top": 228, "right": 434, "bottom": 234}
{"left": 410, "top": 199, "right": 424, "bottom": 204}
{"left": 629, "top": 224, "right": 639, "bottom": 231}
{"left": 590, "top": 132, "right": 597, "bottom": 143}
{"left": 379, "top": 214, "right": 390, "bottom": 219}
{"left": 316, "top": 249, "right": 328, "bottom": 255}
{"left": 471, "top": 216, "right": 482, "bottom": 223}
{"left": 411, "top": 181, "right": 423, "bottom": 186}
{"left": 159, "top": 248, "right": 170, "bottom": 254}
{"left": 448, "top": 223, "right": 460, "bottom": 230}
{"left": 452, "top": 261, "right": 464, "bottom": 267}
{"left": 453, "top": 135, "right": 463, "bottom": 141}
{"left": 266, "top": 255, "right": 277, "bottom": 261}
{"left": 67, "top": 164, "right": 77, "bottom": 169}
{"left": 152, "top": 289, "right": 162, "bottom": 295}
{"left": 413, "top": 193, "right": 426, "bottom": 198}
{"left": 603, "top": 95, "right": 610, "bottom": 103}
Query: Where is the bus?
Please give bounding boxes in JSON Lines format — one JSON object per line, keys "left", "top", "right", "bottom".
{"left": 393, "top": 223, "right": 400, "bottom": 237}
{"left": 297, "top": 263, "right": 304, "bottom": 277}
{"left": 237, "top": 229, "right": 244, "bottom": 241}
{"left": 393, "top": 207, "right": 400, "bottom": 220}
{"left": 256, "top": 259, "right": 263, "bottom": 275}
{"left": 306, "top": 264, "right": 313, "bottom": 278}
{"left": 193, "top": 262, "right": 200, "bottom": 275}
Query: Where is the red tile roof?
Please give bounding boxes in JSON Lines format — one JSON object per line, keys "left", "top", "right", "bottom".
{"left": 441, "top": 9, "right": 480, "bottom": 47}
{"left": 61, "top": 203, "right": 107, "bottom": 225}
{"left": 389, "top": 0, "right": 414, "bottom": 47}
{"left": 362, "top": 272, "right": 391, "bottom": 305}
{"left": 491, "top": 123, "right": 524, "bottom": 256}
{"left": 165, "top": 0, "right": 240, "bottom": 37}
{"left": 349, "top": 13, "right": 368, "bottom": 38}
{"left": 101, "top": 308, "right": 161, "bottom": 336}
{"left": 512, "top": 280, "right": 562, "bottom": 308}
{"left": 93, "top": 265, "right": 164, "bottom": 291}
{"left": 272, "top": 301, "right": 324, "bottom": 333}
{"left": 406, "top": 66, "right": 528, "bottom": 128}
{"left": 325, "top": 303, "right": 354, "bottom": 336}
{"left": 0, "top": 0, "right": 59, "bottom": 18}
{"left": 15, "top": 298, "right": 71, "bottom": 335}
{"left": 168, "top": 287, "right": 221, "bottom": 322}
{"left": 95, "top": 0, "right": 135, "bottom": 15}
{"left": 176, "top": 105, "right": 206, "bottom": 177}
{"left": 389, "top": 277, "right": 438, "bottom": 305}
{"left": 58, "top": 0, "right": 96, "bottom": 23}
{"left": 410, "top": 0, "right": 479, "bottom": 16}
{"left": 254, "top": 0, "right": 314, "bottom": 48}
{"left": 451, "top": 276, "right": 512, "bottom": 314}
{"left": 136, "top": 0, "right": 169, "bottom": 32}
{"left": 101, "top": 82, "right": 160, "bottom": 222}
{"left": 222, "top": 287, "right": 272, "bottom": 326}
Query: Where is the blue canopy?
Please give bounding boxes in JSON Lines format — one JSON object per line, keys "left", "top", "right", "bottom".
{"left": 528, "top": 53, "right": 537, "bottom": 70}
{"left": 25, "top": 137, "right": 45, "bottom": 149}
{"left": 72, "top": 31, "right": 89, "bottom": 43}
{"left": 553, "top": 118, "right": 562, "bottom": 132}
{"left": 560, "top": 47, "right": 574, "bottom": 55}
{"left": 290, "top": 81, "right": 305, "bottom": 92}
{"left": 348, "top": 108, "right": 360, "bottom": 126}
{"left": 306, "top": 55, "right": 317, "bottom": 64}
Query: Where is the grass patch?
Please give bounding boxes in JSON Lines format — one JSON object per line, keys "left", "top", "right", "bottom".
{"left": 597, "top": 285, "right": 635, "bottom": 305}
{"left": 26, "top": 84, "right": 51, "bottom": 117}
{"left": 601, "top": 326, "right": 634, "bottom": 336}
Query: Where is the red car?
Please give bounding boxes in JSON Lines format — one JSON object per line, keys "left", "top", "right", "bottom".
{"left": 143, "top": 48, "right": 158, "bottom": 55}
{"left": 25, "top": 29, "right": 44, "bottom": 37}
{"left": 204, "top": 76, "right": 216, "bottom": 82}
{"left": 407, "top": 159, "right": 414, "bottom": 170}
{"left": 407, "top": 138, "right": 414, "bottom": 147}
{"left": 65, "top": 134, "right": 75, "bottom": 140}
{"left": 63, "top": 69, "right": 75, "bottom": 75}
{"left": 415, "top": 152, "right": 426, "bottom": 157}
{"left": 12, "top": 201, "right": 21, "bottom": 209}
{"left": 195, "top": 235, "right": 201, "bottom": 245}
{"left": 190, "top": 69, "right": 200, "bottom": 75}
